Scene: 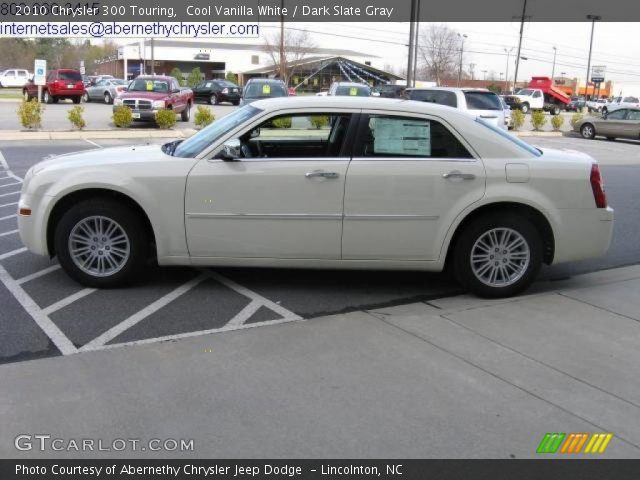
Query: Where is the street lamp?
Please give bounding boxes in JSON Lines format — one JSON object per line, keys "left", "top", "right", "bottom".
{"left": 551, "top": 46, "right": 557, "bottom": 80}
{"left": 457, "top": 33, "right": 468, "bottom": 87}
{"left": 504, "top": 46, "right": 514, "bottom": 93}
{"left": 584, "top": 15, "right": 601, "bottom": 111}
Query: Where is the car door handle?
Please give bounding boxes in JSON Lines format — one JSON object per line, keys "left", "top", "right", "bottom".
{"left": 442, "top": 171, "right": 476, "bottom": 180}
{"left": 305, "top": 170, "right": 340, "bottom": 179}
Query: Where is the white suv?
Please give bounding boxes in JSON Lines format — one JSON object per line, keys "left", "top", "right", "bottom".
{"left": 405, "top": 87, "right": 507, "bottom": 130}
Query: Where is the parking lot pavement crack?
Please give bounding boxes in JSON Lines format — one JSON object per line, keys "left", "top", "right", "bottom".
{"left": 363, "top": 310, "right": 640, "bottom": 453}
{"left": 557, "top": 291, "right": 640, "bottom": 324}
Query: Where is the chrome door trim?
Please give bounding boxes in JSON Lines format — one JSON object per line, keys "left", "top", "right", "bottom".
{"left": 186, "top": 213, "right": 342, "bottom": 220}
{"left": 344, "top": 214, "right": 439, "bottom": 221}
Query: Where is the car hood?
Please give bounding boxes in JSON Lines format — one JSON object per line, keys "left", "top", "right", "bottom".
{"left": 33, "top": 145, "right": 166, "bottom": 174}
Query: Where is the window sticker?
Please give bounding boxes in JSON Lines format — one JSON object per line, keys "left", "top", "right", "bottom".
{"left": 349, "top": 87, "right": 358, "bottom": 96}
{"left": 262, "top": 84, "right": 271, "bottom": 95}
{"left": 146, "top": 81, "right": 154, "bottom": 91}
{"left": 373, "top": 118, "right": 431, "bottom": 156}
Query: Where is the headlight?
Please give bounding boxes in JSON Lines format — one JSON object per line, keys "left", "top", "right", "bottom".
{"left": 152, "top": 100, "right": 166, "bottom": 109}
{"left": 222, "top": 88, "right": 229, "bottom": 94}
{"left": 114, "top": 98, "right": 123, "bottom": 106}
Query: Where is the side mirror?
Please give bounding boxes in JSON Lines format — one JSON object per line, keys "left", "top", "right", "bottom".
{"left": 172, "top": 88, "right": 180, "bottom": 93}
{"left": 218, "top": 138, "right": 242, "bottom": 161}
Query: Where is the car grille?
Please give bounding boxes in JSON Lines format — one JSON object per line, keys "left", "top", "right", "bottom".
{"left": 123, "top": 99, "right": 153, "bottom": 110}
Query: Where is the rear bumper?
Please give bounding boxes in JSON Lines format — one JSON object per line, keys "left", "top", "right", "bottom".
{"left": 552, "top": 207, "right": 614, "bottom": 264}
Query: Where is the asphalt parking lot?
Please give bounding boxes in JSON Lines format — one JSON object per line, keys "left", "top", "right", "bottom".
{"left": 1, "top": 135, "right": 639, "bottom": 366}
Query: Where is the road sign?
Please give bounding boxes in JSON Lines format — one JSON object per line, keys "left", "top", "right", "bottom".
{"left": 591, "top": 65, "right": 606, "bottom": 83}
{"left": 34, "top": 59, "right": 46, "bottom": 86}
{"left": 80, "top": 60, "right": 85, "bottom": 75}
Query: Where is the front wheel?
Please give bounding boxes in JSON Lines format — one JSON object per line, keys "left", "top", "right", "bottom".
{"left": 23, "top": 90, "right": 30, "bottom": 101}
{"left": 581, "top": 123, "right": 596, "bottom": 139}
{"left": 54, "top": 199, "right": 149, "bottom": 288}
{"left": 551, "top": 105, "right": 560, "bottom": 115}
{"left": 453, "top": 214, "right": 543, "bottom": 298}
{"left": 43, "top": 91, "right": 52, "bottom": 104}
{"left": 104, "top": 92, "right": 112, "bottom": 104}
{"left": 82, "top": 92, "right": 90, "bottom": 102}
{"left": 72, "top": 96, "right": 81, "bottom": 104}
{"left": 210, "top": 94, "right": 219, "bottom": 105}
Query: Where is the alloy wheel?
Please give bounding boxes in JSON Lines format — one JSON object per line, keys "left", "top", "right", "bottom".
{"left": 470, "top": 227, "right": 530, "bottom": 287}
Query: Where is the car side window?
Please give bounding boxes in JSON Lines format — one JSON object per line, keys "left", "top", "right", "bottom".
{"left": 6, "top": 70, "right": 15, "bottom": 77}
{"left": 407, "top": 90, "right": 457, "bottom": 108}
{"left": 237, "top": 113, "right": 353, "bottom": 158}
{"left": 532, "top": 90, "right": 542, "bottom": 98}
{"left": 356, "top": 115, "right": 472, "bottom": 159}
{"left": 607, "top": 109, "right": 627, "bottom": 120}
{"left": 627, "top": 110, "right": 640, "bottom": 121}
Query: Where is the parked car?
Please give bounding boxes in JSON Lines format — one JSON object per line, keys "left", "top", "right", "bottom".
{"left": 193, "top": 79, "right": 241, "bottom": 105}
{"left": 406, "top": 87, "right": 507, "bottom": 130}
{"left": 83, "top": 78, "right": 127, "bottom": 104}
{"left": 22, "top": 68, "right": 84, "bottom": 104}
{"left": 376, "top": 84, "right": 406, "bottom": 98}
{"left": 601, "top": 96, "right": 640, "bottom": 114}
{"left": 240, "top": 78, "right": 288, "bottom": 106}
{"left": 566, "top": 98, "right": 587, "bottom": 112}
{"left": 499, "top": 96, "right": 513, "bottom": 130}
{"left": 18, "top": 97, "right": 613, "bottom": 298}
{"left": 574, "top": 107, "right": 640, "bottom": 141}
{"left": 0, "top": 69, "right": 31, "bottom": 88}
{"left": 113, "top": 75, "right": 193, "bottom": 122}
{"left": 328, "top": 81, "right": 371, "bottom": 97}
{"left": 586, "top": 98, "right": 607, "bottom": 112}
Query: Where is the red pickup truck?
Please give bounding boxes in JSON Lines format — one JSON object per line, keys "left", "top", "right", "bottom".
{"left": 113, "top": 75, "right": 194, "bottom": 122}
{"left": 23, "top": 68, "right": 85, "bottom": 104}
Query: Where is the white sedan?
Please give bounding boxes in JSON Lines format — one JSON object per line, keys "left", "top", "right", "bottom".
{"left": 18, "top": 97, "right": 614, "bottom": 297}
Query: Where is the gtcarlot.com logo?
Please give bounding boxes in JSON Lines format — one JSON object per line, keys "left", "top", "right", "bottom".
{"left": 536, "top": 432, "right": 613, "bottom": 454}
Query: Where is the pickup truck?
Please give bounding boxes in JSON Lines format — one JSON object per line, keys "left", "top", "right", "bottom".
{"left": 601, "top": 95, "right": 640, "bottom": 114}
{"left": 503, "top": 76, "right": 570, "bottom": 115}
{"left": 113, "top": 75, "right": 193, "bottom": 122}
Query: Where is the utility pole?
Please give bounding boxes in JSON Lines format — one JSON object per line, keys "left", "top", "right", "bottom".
{"left": 411, "top": 0, "right": 421, "bottom": 87}
{"left": 584, "top": 14, "right": 601, "bottom": 110}
{"left": 469, "top": 63, "right": 476, "bottom": 80}
{"left": 279, "top": 0, "right": 285, "bottom": 81}
{"left": 406, "top": 0, "right": 416, "bottom": 87}
{"left": 551, "top": 46, "right": 557, "bottom": 80}
{"left": 504, "top": 47, "right": 514, "bottom": 93}
{"left": 457, "top": 33, "right": 467, "bottom": 87}
{"left": 150, "top": 38, "right": 155, "bottom": 75}
{"left": 513, "top": 0, "right": 528, "bottom": 94}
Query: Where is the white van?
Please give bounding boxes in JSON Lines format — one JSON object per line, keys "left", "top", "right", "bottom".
{"left": 0, "top": 69, "right": 31, "bottom": 88}
{"left": 405, "top": 87, "right": 507, "bottom": 130}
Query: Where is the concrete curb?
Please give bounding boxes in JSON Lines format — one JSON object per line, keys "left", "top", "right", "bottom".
{"left": 514, "top": 131, "right": 565, "bottom": 137}
{"left": 0, "top": 129, "right": 197, "bottom": 141}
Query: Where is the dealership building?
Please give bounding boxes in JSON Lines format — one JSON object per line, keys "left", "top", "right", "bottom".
{"left": 95, "top": 39, "right": 401, "bottom": 91}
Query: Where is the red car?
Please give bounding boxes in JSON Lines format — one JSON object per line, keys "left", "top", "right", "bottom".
{"left": 23, "top": 69, "right": 84, "bottom": 104}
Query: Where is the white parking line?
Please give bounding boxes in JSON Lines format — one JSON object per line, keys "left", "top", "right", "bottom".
{"left": 0, "top": 247, "right": 27, "bottom": 261}
{"left": 226, "top": 299, "right": 262, "bottom": 327}
{"left": 42, "top": 288, "right": 97, "bottom": 316}
{"left": 0, "top": 201, "right": 18, "bottom": 209}
{"left": 0, "top": 150, "right": 8, "bottom": 170}
{"left": 0, "top": 182, "right": 20, "bottom": 189}
{"left": 0, "top": 191, "right": 20, "bottom": 198}
{"left": 84, "top": 139, "right": 102, "bottom": 148}
{"left": 0, "top": 213, "right": 17, "bottom": 221}
{"left": 0, "top": 262, "right": 77, "bottom": 355}
{"left": 80, "top": 274, "right": 209, "bottom": 351}
{"left": 16, "top": 265, "right": 61, "bottom": 285}
{"left": 0, "top": 229, "right": 18, "bottom": 237}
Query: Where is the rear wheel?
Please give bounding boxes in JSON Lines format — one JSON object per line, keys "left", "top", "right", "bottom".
{"left": 72, "top": 96, "right": 81, "bottom": 104}
{"left": 104, "top": 92, "right": 112, "bottom": 104}
{"left": 54, "top": 199, "right": 149, "bottom": 288}
{"left": 581, "top": 123, "right": 596, "bottom": 139}
{"left": 43, "top": 91, "right": 52, "bottom": 104}
{"left": 520, "top": 102, "right": 529, "bottom": 114}
{"left": 210, "top": 94, "right": 219, "bottom": 105}
{"left": 82, "top": 92, "right": 90, "bottom": 102}
{"left": 453, "top": 214, "right": 542, "bottom": 298}
{"left": 181, "top": 103, "right": 191, "bottom": 121}
{"left": 551, "top": 105, "right": 560, "bottom": 115}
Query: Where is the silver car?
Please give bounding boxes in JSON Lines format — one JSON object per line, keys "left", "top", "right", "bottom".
{"left": 82, "top": 78, "right": 127, "bottom": 104}
{"left": 575, "top": 107, "right": 640, "bottom": 141}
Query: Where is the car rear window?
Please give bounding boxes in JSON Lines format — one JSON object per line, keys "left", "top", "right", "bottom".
{"left": 58, "top": 71, "right": 82, "bottom": 81}
{"left": 244, "top": 82, "right": 287, "bottom": 98}
{"left": 464, "top": 91, "right": 502, "bottom": 111}
{"left": 334, "top": 85, "right": 371, "bottom": 96}
{"left": 406, "top": 90, "right": 457, "bottom": 107}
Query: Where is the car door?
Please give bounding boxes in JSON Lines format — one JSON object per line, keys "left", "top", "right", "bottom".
{"left": 184, "top": 110, "right": 357, "bottom": 259}
{"left": 623, "top": 109, "right": 640, "bottom": 139}
{"left": 89, "top": 80, "right": 104, "bottom": 99}
{"left": 342, "top": 111, "right": 486, "bottom": 261}
{"left": 170, "top": 78, "right": 185, "bottom": 110}
{"left": 598, "top": 109, "right": 628, "bottom": 136}
{"left": 4, "top": 70, "right": 17, "bottom": 87}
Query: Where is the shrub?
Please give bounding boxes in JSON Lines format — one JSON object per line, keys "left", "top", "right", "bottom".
{"left": 187, "top": 67, "right": 203, "bottom": 88}
{"left": 272, "top": 117, "right": 292, "bottom": 129}
{"left": 309, "top": 115, "right": 330, "bottom": 129}
{"left": 67, "top": 105, "right": 86, "bottom": 130}
{"left": 194, "top": 105, "right": 215, "bottom": 129}
{"left": 551, "top": 114, "right": 564, "bottom": 131}
{"left": 531, "top": 110, "right": 547, "bottom": 131}
{"left": 17, "top": 99, "right": 44, "bottom": 129}
{"left": 511, "top": 109, "right": 525, "bottom": 131}
{"left": 112, "top": 105, "right": 133, "bottom": 128}
{"left": 570, "top": 113, "right": 584, "bottom": 129}
{"left": 155, "top": 108, "right": 176, "bottom": 129}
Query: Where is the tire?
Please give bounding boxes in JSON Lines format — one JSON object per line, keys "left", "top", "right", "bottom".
{"left": 181, "top": 103, "right": 191, "bottom": 121}
{"left": 453, "top": 213, "right": 543, "bottom": 298}
{"left": 552, "top": 105, "right": 560, "bottom": 116}
{"left": 601, "top": 107, "right": 608, "bottom": 115}
{"left": 581, "top": 123, "right": 596, "bottom": 139}
{"left": 54, "top": 198, "right": 149, "bottom": 288}
{"left": 232, "top": 100, "right": 240, "bottom": 106}
{"left": 23, "top": 90, "right": 30, "bottom": 101}
{"left": 520, "top": 103, "right": 529, "bottom": 114}
{"left": 72, "top": 96, "right": 81, "bottom": 104}
{"left": 43, "top": 90, "right": 52, "bottom": 104}
{"left": 210, "top": 94, "right": 219, "bottom": 105}
{"left": 104, "top": 92, "right": 112, "bottom": 104}
{"left": 82, "top": 92, "right": 90, "bottom": 103}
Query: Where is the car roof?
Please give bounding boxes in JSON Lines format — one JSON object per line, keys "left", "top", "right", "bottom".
{"left": 333, "top": 82, "right": 370, "bottom": 87}
{"left": 134, "top": 75, "right": 175, "bottom": 81}
{"left": 246, "top": 78, "right": 285, "bottom": 83}
{"left": 406, "top": 86, "right": 492, "bottom": 93}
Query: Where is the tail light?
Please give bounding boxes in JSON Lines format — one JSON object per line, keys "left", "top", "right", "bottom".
{"left": 590, "top": 164, "right": 607, "bottom": 208}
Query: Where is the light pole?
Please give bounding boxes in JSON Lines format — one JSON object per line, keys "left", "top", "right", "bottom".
{"left": 513, "top": 0, "right": 528, "bottom": 95}
{"left": 457, "top": 33, "right": 467, "bottom": 87}
{"left": 482, "top": 70, "right": 488, "bottom": 80}
{"left": 504, "top": 46, "right": 514, "bottom": 93}
{"left": 551, "top": 46, "right": 557, "bottom": 80}
{"left": 584, "top": 15, "right": 601, "bottom": 111}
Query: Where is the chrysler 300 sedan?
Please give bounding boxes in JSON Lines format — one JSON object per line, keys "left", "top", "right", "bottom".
{"left": 18, "top": 97, "right": 614, "bottom": 297}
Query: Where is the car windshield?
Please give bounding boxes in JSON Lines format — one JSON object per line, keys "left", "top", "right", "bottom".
{"left": 623, "top": 96, "right": 639, "bottom": 103}
{"left": 464, "top": 91, "right": 502, "bottom": 111}
{"left": 172, "top": 105, "right": 263, "bottom": 158}
{"left": 334, "top": 85, "right": 370, "bottom": 96}
{"left": 475, "top": 118, "right": 542, "bottom": 157}
{"left": 129, "top": 79, "right": 170, "bottom": 92}
{"left": 244, "top": 83, "right": 286, "bottom": 99}
{"left": 217, "top": 81, "right": 237, "bottom": 87}
{"left": 59, "top": 71, "right": 82, "bottom": 81}
{"left": 516, "top": 89, "right": 533, "bottom": 96}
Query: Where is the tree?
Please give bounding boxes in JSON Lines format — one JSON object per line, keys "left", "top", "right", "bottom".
{"left": 225, "top": 71, "right": 238, "bottom": 84}
{"left": 417, "top": 25, "right": 461, "bottom": 86}
{"left": 187, "top": 67, "right": 202, "bottom": 88}
{"left": 487, "top": 84, "right": 502, "bottom": 94}
{"left": 263, "top": 29, "right": 314, "bottom": 86}
{"left": 170, "top": 67, "right": 184, "bottom": 86}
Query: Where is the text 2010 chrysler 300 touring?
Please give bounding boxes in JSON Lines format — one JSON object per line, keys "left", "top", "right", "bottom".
{"left": 18, "top": 97, "right": 614, "bottom": 297}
